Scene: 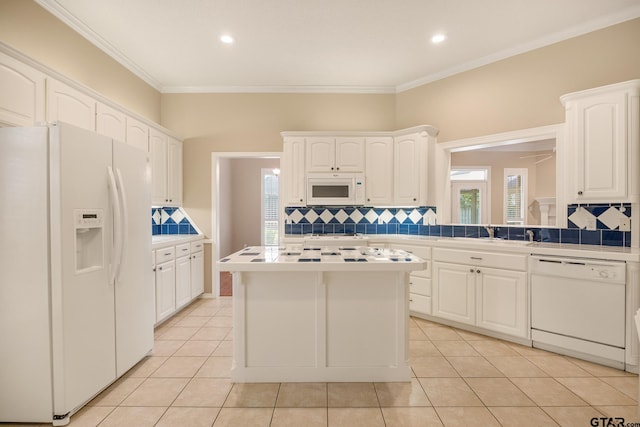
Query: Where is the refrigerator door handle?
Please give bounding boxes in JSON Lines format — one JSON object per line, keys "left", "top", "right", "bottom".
{"left": 114, "top": 168, "right": 128, "bottom": 282}
{"left": 107, "top": 166, "right": 122, "bottom": 285}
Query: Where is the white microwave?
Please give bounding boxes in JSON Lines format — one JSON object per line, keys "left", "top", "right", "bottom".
{"left": 306, "top": 172, "right": 365, "bottom": 206}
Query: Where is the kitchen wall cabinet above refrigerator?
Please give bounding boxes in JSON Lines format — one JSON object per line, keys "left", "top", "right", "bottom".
{"left": 0, "top": 48, "right": 184, "bottom": 206}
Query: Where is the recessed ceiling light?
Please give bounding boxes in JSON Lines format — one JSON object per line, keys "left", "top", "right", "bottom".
{"left": 431, "top": 34, "right": 446, "bottom": 44}
{"left": 220, "top": 34, "right": 235, "bottom": 44}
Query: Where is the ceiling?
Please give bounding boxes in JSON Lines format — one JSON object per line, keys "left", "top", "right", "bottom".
{"left": 36, "top": 0, "right": 640, "bottom": 94}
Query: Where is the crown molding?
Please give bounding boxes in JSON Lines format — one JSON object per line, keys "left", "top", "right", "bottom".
{"left": 35, "top": 0, "right": 640, "bottom": 95}
{"left": 35, "top": 0, "right": 162, "bottom": 91}
{"left": 396, "top": 5, "right": 640, "bottom": 93}
{"left": 161, "top": 85, "right": 397, "bottom": 94}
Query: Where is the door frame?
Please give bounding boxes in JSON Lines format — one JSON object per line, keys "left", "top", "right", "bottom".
{"left": 211, "top": 152, "right": 281, "bottom": 297}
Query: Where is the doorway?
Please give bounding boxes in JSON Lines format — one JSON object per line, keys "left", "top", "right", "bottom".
{"left": 211, "top": 152, "right": 281, "bottom": 297}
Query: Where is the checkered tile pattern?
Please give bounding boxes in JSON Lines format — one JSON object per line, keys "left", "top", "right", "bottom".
{"left": 152, "top": 207, "right": 199, "bottom": 235}
{"left": 285, "top": 207, "right": 437, "bottom": 226}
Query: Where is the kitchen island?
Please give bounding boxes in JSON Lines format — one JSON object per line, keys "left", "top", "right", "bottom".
{"left": 218, "top": 245, "right": 426, "bottom": 382}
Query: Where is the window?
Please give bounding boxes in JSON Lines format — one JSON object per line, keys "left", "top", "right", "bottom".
{"left": 261, "top": 168, "right": 279, "bottom": 246}
{"left": 504, "top": 168, "right": 527, "bottom": 225}
{"left": 450, "top": 168, "right": 489, "bottom": 224}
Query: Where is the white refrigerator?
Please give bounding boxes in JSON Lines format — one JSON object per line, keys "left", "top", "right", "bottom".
{"left": 0, "top": 122, "right": 154, "bottom": 425}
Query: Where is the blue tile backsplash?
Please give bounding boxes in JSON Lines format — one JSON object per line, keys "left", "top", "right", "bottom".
{"left": 284, "top": 204, "right": 631, "bottom": 247}
{"left": 152, "top": 207, "right": 199, "bottom": 235}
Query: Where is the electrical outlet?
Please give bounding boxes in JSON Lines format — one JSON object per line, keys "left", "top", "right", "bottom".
{"left": 586, "top": 219, "right": 597, "bottom": 230}
{"left": 620, "top": 217, "right": 631, "bottom": 231}
{"left": 378, "top": 217, "right": 383, "bottom": 225}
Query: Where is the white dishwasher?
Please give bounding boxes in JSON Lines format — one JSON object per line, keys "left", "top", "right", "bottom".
{"left": 530, "top": 255, "right": 626, "bottom": 369}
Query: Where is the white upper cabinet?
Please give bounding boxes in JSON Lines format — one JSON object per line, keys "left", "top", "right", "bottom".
{"left": 306, "top": 137, "right": 364, "bottom": 172}
{"left": 562, "top": 80, "right": 640, "bottom": 203}
{"left": 46, "top": 78, "right": 96, "bottom": 131}
{"left": 151, "top": 128, "right": 182, "bottom": 206}
{"left": 150, "top": 129, "right": 169, "bottom": 205}
{"left": 365, "top": 136, "right": 394, "bottom": 205}
{"left": 282, "top": 137, "right": 307, "bottom": 205}
{"left": 306, "top": 137, "right": 334, "bottom": 172}
{"left": 125, "top": 116, "right": 149, "bottom": 152}
{"left": 0, "top": 51, "right": 45, "bottom": 126}
{"left": 167, "top": 137, "right": 183, "bottom": 206}
{"left": 96, "top": 102, "right": 126, "bottom": 142}
{"left": 282, "top": 126, "right": 438, "bottom": 207}
{"left": 394, "top": 132, "right": 425, "bottom": 205}
{"left": 335, "top": 137, "right": 365, "bottom": 172}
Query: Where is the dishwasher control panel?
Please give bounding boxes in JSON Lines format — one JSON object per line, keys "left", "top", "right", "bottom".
{"left": 529, "top": 255, "right": 626, "bottom": 284}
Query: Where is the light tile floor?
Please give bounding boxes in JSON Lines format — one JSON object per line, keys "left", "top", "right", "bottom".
{"left": 5, "top": 297, "right": 638, "bottom": 427}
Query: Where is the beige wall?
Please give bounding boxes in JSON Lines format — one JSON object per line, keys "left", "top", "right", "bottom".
{"left": 162, "top": 93, "right": 396, "bottom": 238}
{"left": 396, "top": 18, "right": 640, "bottom": 142}
{"left": 218, "top": 158, "right": 233, "bottom": 258}
{"left": 0, "top": 0, "right": 161, "bottom": 122}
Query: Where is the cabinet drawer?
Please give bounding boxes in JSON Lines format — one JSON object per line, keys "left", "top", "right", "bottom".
{"left": 409, "top": 276, "right": 431, "bottom": 296}
{"left": 409, "top": 293, "right": 431, "bottom": 315}
{"left": 190, "top": 240, "right": 204, "bottom": 253}
{"left": 155, "top": 246, "right": 175, "bottom": 264}
{"left": 393, "top": 244, "right": 431, "bottom": 260}
{"left": 433, "top": 248, "right": 526, "bottom": 271}
{"left": 176, "top": 243, "right": 191, "bottom": 258}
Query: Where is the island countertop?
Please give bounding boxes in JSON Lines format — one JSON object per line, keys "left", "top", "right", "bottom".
{"left": 217, "top": 245, "right": 426, "bottom": 272}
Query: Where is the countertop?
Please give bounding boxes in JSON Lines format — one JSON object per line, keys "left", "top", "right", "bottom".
{"left": 152, "top": 234, "right": 204, "bottom": 249}
{"left": 284, "top": 234, "right": 640, "bottom": 262}
{"left": 218, "top": 246, "right": 427, "bottom": 272}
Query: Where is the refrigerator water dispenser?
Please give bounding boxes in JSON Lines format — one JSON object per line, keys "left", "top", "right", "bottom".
{"left": 74, "top": 209, "right": 104, "bottom": 273}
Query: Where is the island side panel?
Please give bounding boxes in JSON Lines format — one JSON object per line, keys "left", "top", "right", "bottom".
{"left": 325, "top": 271, "right": 408, "bottom": 370}
{"left": 231, "top": 269, "right": 411, "bottom": 382}
{"left": 244, "top": 271, "right": 320, "bottom": 368}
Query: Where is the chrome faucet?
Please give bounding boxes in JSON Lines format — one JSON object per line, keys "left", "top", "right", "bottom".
{"left": 484, "top": 225, "right": 495, "bottom": 239}
{"left": 526, "top": 230, "right": 535, "bottom": 242}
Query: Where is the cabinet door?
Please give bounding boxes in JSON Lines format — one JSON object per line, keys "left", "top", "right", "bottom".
{"left": 572, "top": 92, "right": 628, "bottom": 201}
{"left": 96, "top": 102, "right": 126, "bottom": 142}
{"left": 150, "top": 128, "right": 168, "bottom": 205}
{"left": 46, "top": 78, "right": 96, "bottom": 131}
{"left": 155, "top": 260, "right": 175, "bottom": 323}
{"left": 0, "top": 51, "right": 45, "bottom": 126}
{"left": 394, "top": 135, "right": 421, "bottom": 205}
{"left": 432, "top": 262, "right": 475, "bottom": 325}
{"left": 283, "top": 138, "right": 306, "bottom": 205}
{"left": 167, "top": 137, "right": 183, "bottom": 206}
{"left": 335, "top": 137, "right": 365, "bottom": 172}
{"left": 191, "top": 250, "right": 204, "bottom": 298}
{"left": 476, "top": 267, "right": 527, "bottom": 338}
{"left": 126, "top": 116, "right": 149, "bottom": 152}
{"left": 306, "top": 137, "right": 335, "bottom": 172}
{"left": 175, "top": 256, "right": 191, "bottom": 309}
{"left": 365, "top": 137, "right": 394, "bottom": 205}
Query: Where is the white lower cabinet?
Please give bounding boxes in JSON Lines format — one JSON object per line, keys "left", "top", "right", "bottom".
{"left": 175, "top": 254, "right": 192, "bottom": 310}
{"left": 389, "top": 243, "right": 432, "bottom": 316}
{"left": 432, "top": 248, "right": 527, "bottom": 339}
{"left": 191, "top": 247, "right": 205, "bottom": 298}
{"left": 155, "top": 259, "right": 176, "bottom": 323}
{"left": 154, "top": 238, "right": 205, "bottom": 324}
